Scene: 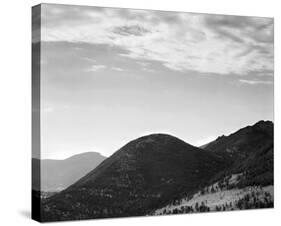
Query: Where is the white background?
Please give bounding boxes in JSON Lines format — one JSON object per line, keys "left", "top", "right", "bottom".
{"left": 0, "top": 0, "right": 280, "bottom": 225}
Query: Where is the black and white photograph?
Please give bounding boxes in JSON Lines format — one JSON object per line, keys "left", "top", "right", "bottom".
{"left": 32, "top": 3, "right": 274, "bottom": 222}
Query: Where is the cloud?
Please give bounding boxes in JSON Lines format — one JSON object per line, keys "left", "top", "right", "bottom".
{"left": 135, "top": 61, "right": 155, "bottom": 72}
{"left": 239, "top": 79, "right": 273, "bottom": 85}
{"left": 82, "top": 57, "right": 97, "bottom": 63}
{"left": 112, "top": 67, "right": 125, "bottom": 71}
{"left": 41, "top": 4, "right": 273, "bottom": 76}
{"left": 113, "top": 25, "right": 150, "bottom": 36}
{"left": 86, "top": 64, "right": 106, "bottom": 72}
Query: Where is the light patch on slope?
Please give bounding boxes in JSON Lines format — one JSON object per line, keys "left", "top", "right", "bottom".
{"left": 153, "top": 185, "right": 273, "bottom": 215}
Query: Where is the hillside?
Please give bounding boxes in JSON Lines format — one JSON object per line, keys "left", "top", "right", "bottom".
{"left": 203, "top": 120, "right": 273, "bottom": 160}
{"left": 39, "top": 121, "right": 273, "bottom": 221}
{"left": 152, "top": 121, "right": 274, "bottom": 215}
{"left": 203, "top": 120, "right": 273, "bottom": 187}
{"left": 154, "top": 182, "right": 273, "bottom": 215}
{"left": 32, "top": 152, "right": 106, "bottom": 192}
{"left": 41, "top": 134, "right": 227, "bottom": 221}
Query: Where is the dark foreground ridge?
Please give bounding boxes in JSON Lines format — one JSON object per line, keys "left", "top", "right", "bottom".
{"left": 39, "top": 121, "right": 273, "bottom": 222}
{"left": 41, "top": 134, "right": 227, "bottom": 221}
{"left": 203, "top": 120, "right": 273, "bottom": 187}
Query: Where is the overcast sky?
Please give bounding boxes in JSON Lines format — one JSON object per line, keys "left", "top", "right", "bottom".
{"left": 37, "top": 4, "right": 273, "bottom": 159}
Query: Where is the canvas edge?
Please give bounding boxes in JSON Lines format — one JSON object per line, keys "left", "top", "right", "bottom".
{"left": 32, "top": 4, "right": 42, "bottom": 222}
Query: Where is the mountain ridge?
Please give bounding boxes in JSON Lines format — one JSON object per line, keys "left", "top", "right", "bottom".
{"left": 203, "top": 120, "right": 273, "bottom": 187}
{"left": 39, "top": 151, "right": 106, "bottom": 161}
{"left": 33, "top": 152, "right": 106, "bottom": 192}
{"left": 40, "top": 120, "right": 274, "bottom": 221}
{"left": 42, "top": 133, "right": 227, "bottom": 221}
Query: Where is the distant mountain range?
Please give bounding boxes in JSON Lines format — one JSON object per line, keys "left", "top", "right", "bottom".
{"left": 32, "top": 152, "right": 106, "bottom": 192}
{"left": 39, "top": 120, "right": 273, "bottom": 222}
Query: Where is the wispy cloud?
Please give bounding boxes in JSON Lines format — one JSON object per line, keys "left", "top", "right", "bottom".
{"left": 113, "top": 25, "right": 150, "bottom": 36}
{"left": 81, "top": 57, "right": 96, "bottom": 63}
{"left": 112, "top": 67, "right": 125, "bottom": 71}
{"left": 239, "top": 79, "right": 273, "bottom": 85}
{"left": 86, "top": 64, "right": 106, "bottom": 72}
{"left": 41, "top": 4, "right": 273, "bottom": 76}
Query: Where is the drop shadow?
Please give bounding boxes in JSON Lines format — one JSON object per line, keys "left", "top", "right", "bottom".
{"left": 18, "top": 209, "right": 31, "bottom": 219}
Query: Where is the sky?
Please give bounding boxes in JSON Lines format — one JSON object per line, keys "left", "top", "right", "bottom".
{"left": 35, "top": 4, "right": 274, "bottom": 159}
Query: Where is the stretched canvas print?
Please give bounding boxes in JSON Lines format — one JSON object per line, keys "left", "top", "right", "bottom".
{"left": 32, "top": 3, "right": 274, "bottom": 222}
